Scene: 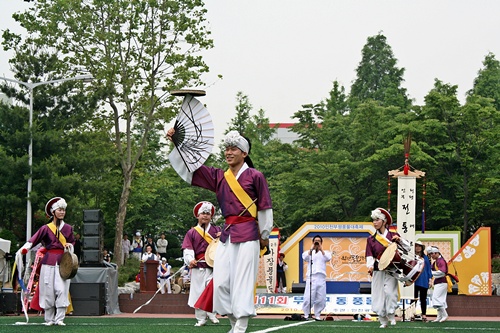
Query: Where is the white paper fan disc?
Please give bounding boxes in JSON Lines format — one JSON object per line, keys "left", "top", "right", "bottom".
{"left": 170, "top": 95, "right": 214, "bottom": 172}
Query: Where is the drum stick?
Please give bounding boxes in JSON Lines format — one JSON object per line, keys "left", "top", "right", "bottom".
{"left": 224, "top": 198, "right": 258, "bottom": 231}
{"left": 238, "top": 198, "right": 257, "bottom": 216}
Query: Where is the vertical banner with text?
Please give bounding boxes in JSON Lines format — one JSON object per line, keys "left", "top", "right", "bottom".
{"left": 397, "top": 176, "right": 417, "bottom": 299}
{"left": 259, "top": 228, "right": 280, "bottom": 292}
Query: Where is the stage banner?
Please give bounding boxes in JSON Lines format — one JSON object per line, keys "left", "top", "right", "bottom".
{"left": 254, "top": 293, "right": 436, "bottom": 315}
{"left": 449, "top": 227, "right": 491, "bottom": 295}
{"left": 302, "top": 236, "right": 370, "bottom": 282}
{"left": 255, "top": 293, "right": 372, "bottom": 315}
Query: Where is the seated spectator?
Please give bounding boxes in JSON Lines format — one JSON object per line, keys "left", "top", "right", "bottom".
{"left": 103, "top": 248, "right": 111, "bottom": 263}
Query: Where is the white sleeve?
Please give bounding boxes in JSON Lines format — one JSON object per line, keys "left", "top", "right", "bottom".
{"left": 168, "top": 148, "right": 194, "bottom": 183}
{"left": 432, "top": 270, "right": 446, "bottom": 278}
{"left": 17, "top": 242, "right": 32, "bottom": 255}
{"left": 21, "top": 242, "right": 32, "bottom": 251}
{"left": 258, "top": 209, "right": 273, "bottom": 240}
{"left": 302, "top": 251, "right": 311, "bottom": 262}
{"left": 183, "top": 249, "right": 195, "bottom": 266}
{"left": 366, "top": 256, "right": 375, "bottom": 268}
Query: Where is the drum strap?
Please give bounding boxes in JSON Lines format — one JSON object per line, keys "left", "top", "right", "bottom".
{"left": 372, "top": 230, "right": 391, "bottom": 248}
{"left": 194, "top": 225, "right": 214, "bottom": 244}
{"left": 47, "top": 222, "right": 67, "bottom": 247}
{"left": 224, "top": 169, "right": 257, "bottom": 218}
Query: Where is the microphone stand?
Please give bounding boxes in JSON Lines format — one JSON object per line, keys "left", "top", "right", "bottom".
{"left": 309, "top": 249, "right": 313, "bottom": 319}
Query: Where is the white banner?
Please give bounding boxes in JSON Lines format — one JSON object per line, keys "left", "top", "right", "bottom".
{"left": 263, "top": 233, "right": 279, "bottom": 293}
{"left": 396, "top": 176, "right": 417, "bottom": 299}
{"left": 255, "top": 293, "right": 434, "bottom": 315}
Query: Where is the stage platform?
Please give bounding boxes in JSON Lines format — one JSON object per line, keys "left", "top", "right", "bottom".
{"left": 118, "top": 293, "right": 500, "bottom": 317}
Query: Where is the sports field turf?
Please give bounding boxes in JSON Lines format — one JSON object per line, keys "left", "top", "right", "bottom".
{"left": 1, "top": 317, "right": 500, "bottom": 332}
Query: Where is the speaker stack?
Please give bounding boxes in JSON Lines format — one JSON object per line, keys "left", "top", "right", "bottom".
{"left": 82, "top": 209, "right": 104, "bottom": 266}
{"left": 69, "top": 282, "right": 106, "bottom": 316}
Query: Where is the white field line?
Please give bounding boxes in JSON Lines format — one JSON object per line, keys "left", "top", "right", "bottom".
{"left": 252, "top": 320, "right": 313, "bottom": 333}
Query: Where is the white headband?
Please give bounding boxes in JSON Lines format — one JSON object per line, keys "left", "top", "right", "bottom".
{"left": 197, "top": 202, "right": 214, "bottom": 216}
{"left": 224, "top": 130, "right": 249, "bottom": 153}
{"left": 51, "top": 198, "right": 67, "bottom": 213}
{"left": 427, "top": 246, "right": 440, "bottom": 254}
{"left": 371, "top": 209, "right": 386, "bottom": 222}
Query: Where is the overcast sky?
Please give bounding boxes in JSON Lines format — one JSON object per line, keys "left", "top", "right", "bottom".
{"left": 2, "top": 1, "right": 500, "bottom": 146}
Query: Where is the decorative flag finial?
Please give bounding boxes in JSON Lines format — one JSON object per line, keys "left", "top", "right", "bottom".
{"left": 403, "top": 133, "right": 411, "bottom": 175}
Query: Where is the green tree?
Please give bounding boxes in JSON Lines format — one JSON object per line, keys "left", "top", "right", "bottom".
{"left": 220, "top": 92, "right": 277, "bottom": 165}
{"left": 349, "top": 33, "right": 411, "bottom": 109}
{"left": 468, "top": 53, "right": 500, "bottom": 111}
{"left": 228, "top": 91, "right": 252, "bottom": 134}
{"left": 0, "top": 48, "right": 110, "bottom": 240}
{"left": 416, "top": 80, "right": 500, "bottom": 242}
{"left": 3, "top": 0, "right": 213, "bottom": 266}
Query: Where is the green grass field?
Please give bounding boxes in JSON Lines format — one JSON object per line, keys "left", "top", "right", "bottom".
{"left": 0, "top": 317, "right": 499, "bottom": 332}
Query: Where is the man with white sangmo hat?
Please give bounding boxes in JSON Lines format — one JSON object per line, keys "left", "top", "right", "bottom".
{"left": 168, "top": 129, "right": 273, "bottom": 333}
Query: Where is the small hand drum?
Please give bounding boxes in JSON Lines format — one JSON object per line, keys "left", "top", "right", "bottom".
{"left": 59, "top": 248, "right": 79, "bottom": 280}
{"left": 172, "top": 284, "right": 182, "bottom": 294}
{"left": 204, "top": 238, "right": 219, "bottom": 267}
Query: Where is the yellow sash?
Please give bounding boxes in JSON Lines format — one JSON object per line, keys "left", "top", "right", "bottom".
{"left": 224, "top": 169, "right": 257, "bottom": 218}
{"left": 372, "top": 230, "right": 391, "bottom": 248}
{"left": 194, "top": 225, "right": 214, "bottom": 244}
{"left": 48, "top": 222, "right": 67, "bottom": 247}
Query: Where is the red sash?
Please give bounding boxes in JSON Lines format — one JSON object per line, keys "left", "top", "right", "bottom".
{"left": 225, "top": 216, "right": 254, "bottom": 225}
{"left": 48, "top": 249, "right": 64, "bottom": 255}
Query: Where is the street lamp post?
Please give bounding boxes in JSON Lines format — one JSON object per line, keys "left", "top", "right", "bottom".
{"left": 0, "top": 74, "right": 93, "bottom": 242}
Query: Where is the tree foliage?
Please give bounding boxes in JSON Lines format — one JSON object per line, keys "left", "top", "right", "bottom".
{"left": 349, "top": 33, "right": 411, "bottom": 109}
{"left": 2, "top": 0, "right": 213, "bottom": 264}
{"left": 2, "top": 23, "right": 500, "bottom": 263}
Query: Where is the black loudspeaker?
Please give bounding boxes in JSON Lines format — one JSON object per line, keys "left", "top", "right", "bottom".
{"left": 359, "top": 282, "right": 371, "bottom": 294}
{"left": 83, "top": 209, "right": 103, "bottom": 222}
{"left": 0, "top": 293, "right": 21, "bottom": 315}
{"left": 71, "top": 300, "right": 105, "bottom": 316}
{"left": 83, "top": 223, "right": 102, "bottom": 236}
{"left": 291, "top": 283, "right": 306, "bottom": 293}
{"left": 70, "top": 282, "right": 105, "bottom": 299}
{"left": 70, "top": 283, "right": 105, "bottom": 316}
{"left": 83, "top": 236, "right": 101, "bottom": 249}
{"left": 83, "top": 250, "right": 102, "bottom": 263}
{"left": 82, "top": 209, "right": 104, "bottom": 265}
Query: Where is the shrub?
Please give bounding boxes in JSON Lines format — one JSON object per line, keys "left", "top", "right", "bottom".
{"left": 118, "top": 256, "right": 141, "bottom": 286}
{"left": 492, "top": 257, "right": 500, "bottom": 273}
